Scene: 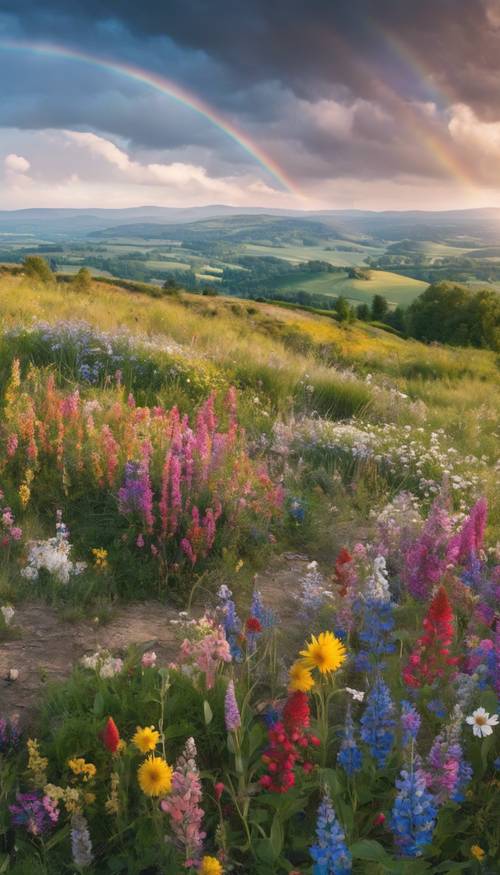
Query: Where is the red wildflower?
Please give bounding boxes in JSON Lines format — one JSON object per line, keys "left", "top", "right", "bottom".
{"left": 245, "top": 617, "right": 262, "bottom": 634}
{"left": 283, "top": 691, "right": 310, "bottom": 732}
{"left": 403, "top": 586, "right": 458, "bottom": 689}
{"left": 102, "top": 717, "right": 120, "bottom": 753}
{"left": 259, "top": 692, "right": 316, "bottom": 792}
{"left": 373, "top": 812, "right": 386, "bottom": 827}
{"left": 334, "top": 547, "right": 355, "bottom": 597}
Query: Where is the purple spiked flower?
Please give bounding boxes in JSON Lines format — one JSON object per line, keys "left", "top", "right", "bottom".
{"left": 224, "top": 680, "right": 241, "bottom": 732}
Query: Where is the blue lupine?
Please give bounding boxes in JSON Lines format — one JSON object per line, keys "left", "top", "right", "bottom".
{"left": 401, "top": 700, "right": 421, "bottom": 747}
{"left": 360, "top": 677, "right": 395, "bottom": 768}
{"left": 450, "top": 757, "right": 473, "bottom": 803}
{"left": 391, "top": 762, "right": 437, "bottom": 857}
{"left": 355, "top": 598, "right": 395, "bottom": 672}
{"left": 218, "top": 586, "right": 243, "bottom": 661}
{"left": 310, "top": 790, "right": 352, "bottom": 875}
{"left": 251, "top": 589, "right": 276, "bottom": 629}
{"left": 337, "top": 705, "right": 363, "bottom": 776}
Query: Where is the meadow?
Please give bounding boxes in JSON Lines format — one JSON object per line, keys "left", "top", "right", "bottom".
{"left": 0, "top": 272, "right": 499, "bottom": 874}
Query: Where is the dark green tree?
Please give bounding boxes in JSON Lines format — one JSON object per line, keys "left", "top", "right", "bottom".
{"left": 356, "top": 303, "right": 370, "bottom": 321}
{"left": 371, "top": 294, "right": 389, "bottom": 321}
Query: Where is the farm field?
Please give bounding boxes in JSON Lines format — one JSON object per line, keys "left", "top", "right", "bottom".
{"left": 273, "top": 267, "right": 428, "bottom": 306}
{"left": 0, "top": 270, "right": 499, "bottom": 873}
{"left": 242, "top": 240, "right": 386, "bottom": 266}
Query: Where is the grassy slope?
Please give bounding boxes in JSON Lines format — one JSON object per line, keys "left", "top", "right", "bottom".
{"left": 272, "top": 268, "right": 428, "bottom": 306}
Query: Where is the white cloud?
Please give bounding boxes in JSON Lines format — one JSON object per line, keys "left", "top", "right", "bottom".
{"left": 448, "top": 103, "right": 500, "bottom": 156}
{"left": 4, "top": 153, "right": 31, "bottom": 173}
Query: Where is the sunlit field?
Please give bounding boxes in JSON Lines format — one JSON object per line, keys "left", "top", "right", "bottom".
{"left": 0, "top": 270, "right": 499, "bottom": 872}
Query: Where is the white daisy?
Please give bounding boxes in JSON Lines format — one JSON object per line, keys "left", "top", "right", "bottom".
{"left": 345, "top": 687, "right": 365, "bottom": 702}
{"left": 466, "top": 707, "right": 499, "bottom": 738}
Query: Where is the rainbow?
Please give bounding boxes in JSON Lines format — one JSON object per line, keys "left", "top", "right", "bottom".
{"left": 0, "top": 38, "right": 302, "bottom": 198}
{"left": 367, "top": 27, "right": 477, "bottom": 190}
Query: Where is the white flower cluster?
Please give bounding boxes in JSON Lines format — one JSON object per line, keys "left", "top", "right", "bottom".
{"left": 1, "top": 605, "right": 15, "bottom": 625}
{"left": 21, "top": 532, "right": 86, "bottom": 585}
{"left": 295, "top": 560, "right": 333, "bottom": 618}
{"left": 274, "top": 417, "right": 496, "bottom": 502}
{"left": 81, "top": 650, "right": 124, "bottom": 679}
{"left": 365, "top": 556, "right": 391, "bottom": 602}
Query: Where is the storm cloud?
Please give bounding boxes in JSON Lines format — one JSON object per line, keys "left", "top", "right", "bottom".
{"left": 2, "top": 0, "right": 500, "bottom": 208}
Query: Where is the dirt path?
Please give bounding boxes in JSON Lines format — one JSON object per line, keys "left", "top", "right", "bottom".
{"left": 1, "top": 553, "right": 310, "bottom": 722}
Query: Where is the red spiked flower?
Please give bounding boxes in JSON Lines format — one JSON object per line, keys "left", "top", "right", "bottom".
{"left": 403, "top": 586, "right": 458, "bottom": 689}
{"left": 102, "top": 716, "right": 121, "bottom": 753}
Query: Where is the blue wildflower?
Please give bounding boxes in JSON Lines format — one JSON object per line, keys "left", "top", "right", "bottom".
{"left": 218, "top": 585, "right": 243, "bottom": 661}
{"left": 450, "top": 758, "right": 473, "bottom": 803}
{"left": 310, "top": 790, "right": 352, "bottom": 875}
{"left": 391, "top": 763, "right": 437, "bottom": 857}
{"left": 401, "top": 700, "right": 421, "bottom": 747}
{"left": 251, "top": 589, "right": 276, "bottom": 629}
{"left": 289, "top": 497, "right": 305, "bottom": 523}
{"left": 337, "top": 705, "right": 363, "bottom": 776}
{"left": 355, "top": 598, "right": 395, "bottom": 672}
{"left": 360, "top": 677, "right": 395, "bottom": 768}
{"left": 427, "top": 699, "right": 446, "bottom": 719}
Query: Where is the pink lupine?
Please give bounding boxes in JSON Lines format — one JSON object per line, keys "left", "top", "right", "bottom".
{"left": 447, "top": 497, "right": 488, "bottom": 566}
{"left": 202, "top": 508, "right": 216, "bottom": 551}
{"left": 404, "top": 494, "right": 454, "bottom": 600}
{"left": 181, "top": 538, "right": 196, "bottom": 565}
{"left": 160, "top": 737, "right": 206, "bottom": 865}
{"left": 101, "top": 425, "right": 119, "bottom": 486}
{"left": 6, "top": 434, "right": 18, "bottom": 457}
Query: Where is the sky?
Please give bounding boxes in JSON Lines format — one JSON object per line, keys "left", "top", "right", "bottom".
{"left": 2, "top": 0, "right": 500, "bottom": 211}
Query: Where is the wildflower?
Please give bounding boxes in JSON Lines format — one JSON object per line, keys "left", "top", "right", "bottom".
{"left": 296, "top": 562, "right": 329, "bottom": 618}
{"left": 360, "top": 677, "right": 395, "bottom": 768}
{"left": 401, "top": 701, "right": 421, "bottom": 746}
{"left": 224, "top": 680, "right": 241, "bottom": 732}
{"left": 355, "top": 597, "right": 395, "bottom": 672}
{"left": 334, "top": 547, "right": 357, "bottom": 597}
{"left": 18, "top": 481, "right": 30, "bottom": 508}
{"left": 250, "top": 588, "right": 276, "bottom": 628}
{"left": 403, "top": 586, "right": 457, "bottom": 689}
{"left": 137, "top": 756, "right": 173, "bottom": 797}
{"left": 345, "top": 687, "right": 364, "bottom": 701}
{"left": 365, "top": 556, "right": 391, "bottom": 602}
{"left": 105, "top": 772, "right": 120, "bottom": 815}
{"left": 0, "top": 717, "right": 21, "bottom": 753}
{"left": 214, "top": 782, "right": 225, "bottom": 801}
{"left": 337, "top": 705, "right": 363, "bottom": 776}
{"left": 10, "top": 792, "right": 59, "bottom": 836}
{"left": 309, "top": 789, "right": 352, "bottom": 875}
{"left": 71, "top": 813, "right": 94, "bottom": 867}
{"left": 299, "top": 631, "right": 346, "bottom": 675}
{"left": 471, "top": 845, "right": 486, "bottom": 861}
{"left": 199, "top": 856, "right": 223, "bottom": 875}
{"left": 391, "top": 763, "right": 437, "bottom": 857}
{"left": 92, "top": 547, "right": 108, "bottom": 570}
{"left": 102, "top": 717, "right": 121, "bottom": 753}
{"left": 373, "top": 812, "right": 386, "bottom": 827}
{"left": 289, "top": 661, "right": 315, "bottom": 692}
{"left": 466, "top": 707, "right": 499, "bottom": 738}
{"left": 404, "top": 493, "right": 454, "bottom": 600}
{"left": 141, "top": 650, "right": 157, "bottom": 668}
{"left": 67, "top": 758, "right": 96, "bottom": 782}
{"left": 27, "top": 738, "right": 48, "bottom": 788}
{"left": 160, "top": 737, "right": 206, "bottom": 864}
{"left": 218, "top": 588, "right": 243, "bottom": 661}
{"left": 245, "top": 616, "right": 262, "bottom": 633}
{"left": 132, "top": 725, "right": 160, "bottom": 753}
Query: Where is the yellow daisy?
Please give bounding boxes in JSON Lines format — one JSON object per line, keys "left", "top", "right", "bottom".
{"left": 137, "top": 756, "right": 172, "bottom": 797}
{"left": 288, "top": 660, "right": 315, "bottom": 692}
{"left": 132, "top": 725, "right": 160, "bottom": 753}
{"left": 299, "top": 631, "right": 346, "bottom": 674}
{"left": 199, "top": 856, "right": 223, "bottom": 875}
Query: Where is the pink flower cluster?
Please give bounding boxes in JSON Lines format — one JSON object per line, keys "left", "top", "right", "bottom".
{"left": 179, "top": 625, "right": 232, "bottom": 689}
{"left": 161, "top": 737, "right": 206, "bottom": 867}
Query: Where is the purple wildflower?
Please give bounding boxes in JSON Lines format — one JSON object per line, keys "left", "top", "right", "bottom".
{"left": 224, "top": 680, "right": 241, "bottom": 732}
{"left": 71, "top": 813, "right": 93, "bottom": 868}
{"left": 401, "top": 701, "right": 421, "bottom": 746}
{"left": 10, "top": 792, "right": 59, "bottom": 836}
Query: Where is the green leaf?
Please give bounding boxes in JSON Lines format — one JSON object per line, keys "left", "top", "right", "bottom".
{"left": 203, "top": 699, "right": 213, "bottom": 725}
{"left": 350, "top": 839, "right": 390, "bottom": 862}
{"left": 255, "top": 837, "right": 277, "bottom": 864}
{"left": 270, "top": 815, "right": 284, "bottom": 858}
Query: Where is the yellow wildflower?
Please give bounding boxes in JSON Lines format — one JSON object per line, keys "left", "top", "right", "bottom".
{"left": 471, "top": 845, "right": 485, "bottom": 861}
{"left": 199, "top": 856, "right": 223, "bottom": 875}
{"left": 105, "top": 772, "right": 120, "bottom": 815}
{"left": 288, "top": 661, "right": 315, "bottom": 692}
{"left": 27, "top": 738, "right": 48, "bottom": 787}
{"left": 18, "top": 483, "right": 31, "bottom": 508}
{"left": 299, "top": 631, "right": 347, "bottom": 675}
{"left": 68, "top": 757, "right": 97, "bottom": 782}
{"left": 132, "top": 725, "right": 160, "bottom": 754}
{"left": 137, "top": 756, "right": 172, "bottom": 797}
{"left": 92, "top": 547, "right": 108, "bottom": 570}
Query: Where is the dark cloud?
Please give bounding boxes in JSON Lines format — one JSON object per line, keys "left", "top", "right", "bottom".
{"left": 1, "top": 0, "right": 500, "bottom": 202}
